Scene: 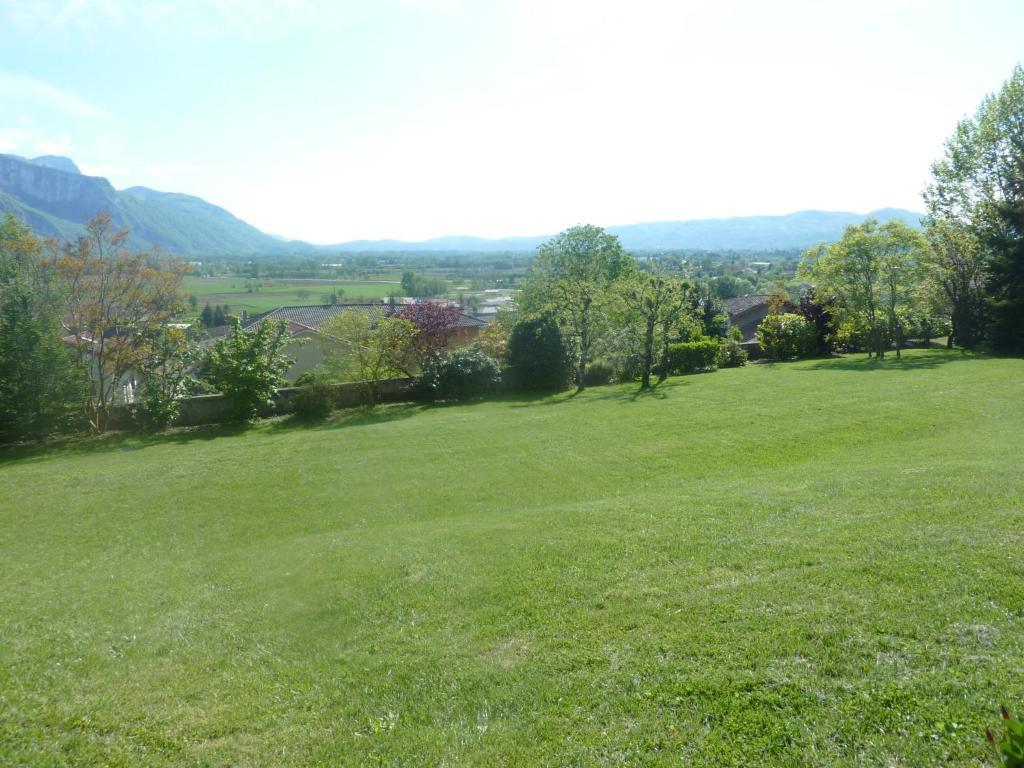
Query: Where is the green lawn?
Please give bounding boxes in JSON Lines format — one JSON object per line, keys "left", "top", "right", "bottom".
{"left": 182, "top": 277, "right": 403, "bottom": 314}
{"left": 2, "top": 349, "right": 1022, "bottom": 766}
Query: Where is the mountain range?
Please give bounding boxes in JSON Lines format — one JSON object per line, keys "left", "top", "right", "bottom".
{"left": 0, "top": 153, "right": 923, "bottom": 256}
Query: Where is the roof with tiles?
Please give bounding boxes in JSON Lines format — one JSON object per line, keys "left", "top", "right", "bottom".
{"left": 243, "top": 303, "right": 487, "bottom": 333}
{"left": 723, "top": 294, "right": 773, "bottom": 316}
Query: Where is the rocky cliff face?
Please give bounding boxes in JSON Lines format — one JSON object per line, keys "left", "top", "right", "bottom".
{"left": 0, "top": 154, "right": 118, "bottom": 228}
{"left": 28, "top": 155, "right": 82, "bottom": 174}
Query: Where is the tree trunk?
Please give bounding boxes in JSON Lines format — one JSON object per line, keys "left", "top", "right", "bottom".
{"left": 641, "top": 317, "right": 655, "bottom": 388}
{"left": 576, "top": 332, "right": 588, "bottom": 391}
{"left": 576, "top": 300, "right": 590, "bottom": 391}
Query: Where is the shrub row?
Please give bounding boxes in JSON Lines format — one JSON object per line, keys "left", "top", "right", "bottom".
{"left": 418, "top": 348, "right": 501, "bottom": 401}
{"left": 665, "top": 339, "right": 720, "bottom": 375}
{"left": 757, "top": 313, "right": 816, "bottom": 359}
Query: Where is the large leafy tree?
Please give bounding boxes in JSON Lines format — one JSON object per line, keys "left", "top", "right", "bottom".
{"left": 921, "top": 221, "right": 987, "bottom": 348}
{"left": 0, "top": 215, "right": 88, "bottom": 442}
{"left": 798, "top": 219, "right": 927, "bottom": 358}
{"left": 519, "top": 225, "right": 634, "bottom": 389}
{"left": 924, "top": 65, "right": 1024, "bottom": 351}
{"left": 620, "top": 271, "right": 692, "bottom": 388}
{"left": 988, "top": 201, "right": 1024, "bottom": 351}
{"left": 320, "top": 311, "right": 417, "bottom": 404}
{"left": 877, "top": 221, "right": 928, "bottom": 357}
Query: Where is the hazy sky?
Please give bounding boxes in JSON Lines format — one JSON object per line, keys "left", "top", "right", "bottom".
{"left": 1, "top": 0, "right": 1022, "bottom": 243}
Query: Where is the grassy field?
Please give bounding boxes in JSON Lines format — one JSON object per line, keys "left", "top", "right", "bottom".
{"left": 2, "top": 349, "right": 1022, "bottom": 766}
{"left": 182, "top": 277, "right": 403, "bottom": 314}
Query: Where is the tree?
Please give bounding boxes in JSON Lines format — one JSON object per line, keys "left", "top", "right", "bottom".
{"left": 924, "top": 65, "right": 1024, "bottom": 351}
{"left": 519, "top": 225, "right": 634, "bottom": 389}
{"left": 213, "top": 305, "right": 227, "bottom": 328}
{"left": 201, "top": 303, "right": 215, "bottom": 328}
{"left": 0, "top": 215, "right": 88, "bottom": 442}
{"left": 797, "top": 219, "right": 926, "bottom": 358}
{"left": 620, "top": 271, "right": 690, "bottom": 388}
{"left": 690, "top": 285, "right": 730, "bottom": 339}
{"left": 506, "top": 315, "right": 572, "bottom": 391}
{"left": 797, "top": 289, "right": 837, "bottom": 356}
{"left": 477, "top": 309, "right": 513, "bottom": 364}
{"left": 320, "top": 311, "right": 416, "bottom": 404}
{"left": 987, "top": 201, "right": 1024, "bottom": 351}
{"left": 201, "top": 318, "right": 293, "bottom": 421}
{"left": 401, "top": 272, "right": 447, "bottom": 298}
{"left": 401, "top": 271, "right": 416, "bottom": 296}
{"left": 394, "top": 301, "right": 463, "bottom": 370}
{"left": 137, "top": 325, "right": 201, "bottom": 430}
{"left": 877, "top": 221, "right": 928, "bottom": 358}
{"left": 922, "top": 221, "right": 987, "bottom": 348}
{"left": 55, "top": 213, "right": 186, "bottom": 430}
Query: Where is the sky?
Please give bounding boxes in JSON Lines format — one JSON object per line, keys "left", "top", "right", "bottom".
{"left": 1, "top": 0, "right": 1023, "bottom": 243}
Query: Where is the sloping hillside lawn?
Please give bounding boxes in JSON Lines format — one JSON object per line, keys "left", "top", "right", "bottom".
{"left": 1, "top": 349, "right": 1022, "bottom": 766}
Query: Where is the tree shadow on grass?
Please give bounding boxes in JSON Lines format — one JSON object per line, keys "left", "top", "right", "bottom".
{"left": 0, "top": 404, "right": 428, "bottom": 466}
{"left": 271, "top": 403, "right": 426, "bottom": 433}
{"left": 0, "top": 421, "right": 255, "bottom": 467}
{"left": 801, "top": 349, "right": 983, "bottom": 372}
{"left": 505, "top": 376, "right": 685, "bottom": 408}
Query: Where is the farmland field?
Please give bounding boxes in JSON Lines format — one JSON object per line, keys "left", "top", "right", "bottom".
{"left": 182, "top": 277, "right": 406, "bottom": 314}
{"left": 1, "top": 349, "right": 1023, "bottom": 766}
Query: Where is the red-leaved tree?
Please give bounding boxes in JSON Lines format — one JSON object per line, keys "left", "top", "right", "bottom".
{"left": 394, "top": 301, "right": 462, "bottom": 369}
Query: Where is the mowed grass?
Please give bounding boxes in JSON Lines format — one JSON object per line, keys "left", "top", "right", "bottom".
{"left": 2, "top": 349, "right": 1023, "bottom": 766}
{"left": 182, "top": 277, "right": 402, "bottom": 314}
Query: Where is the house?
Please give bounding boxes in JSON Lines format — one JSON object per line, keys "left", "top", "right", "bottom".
{"left": 724, "top": 295, "right": 775, "bottom": 342}
{"left": 469, "top": 293, "right": 516, "bottom": 324}
{"left": 242, "top": 303, "right": 488, "bottom": 380}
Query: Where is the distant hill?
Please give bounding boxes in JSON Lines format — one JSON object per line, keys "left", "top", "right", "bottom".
{"left": 0, "top": 153, "right": 311, "bottom": 256}
{"left": 330, "top": 209, "right": 924, "bottom": 252}
{"left": 0, "top": 152, "right": 924, "bottom": 255}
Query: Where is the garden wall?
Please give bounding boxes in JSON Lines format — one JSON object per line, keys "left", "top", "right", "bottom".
{"left": 109, "top": 378, "right": 417, "bottom": 429}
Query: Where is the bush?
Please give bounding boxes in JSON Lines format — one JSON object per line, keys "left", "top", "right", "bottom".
{"left": 292, "top": 380, "right": 336, "bottom": 419}
{"left": 582, "top": 358, "right": 615, "bottom": 387}
{"left": 506, "top": 315, "right": 572, "bottom": 391}
{"left": 137, "top": 379, "right": 183, "bottom": 432}
{"left": 201, "top": 319, "right": 293, "bottom": 421}
{"left": 757, "top": 313, "right": 816, "bottom": 360}
{"left": 294, "top": 366, "right": 332, "bottom": 387}
{"left": 419, "top": 348, "right": 501, "bottom": 401}
{"left": 665, "top": 339, "right": 720, "bottom": 375}
{"left": 718, "top": 338, "right": 748, "bottom": 368}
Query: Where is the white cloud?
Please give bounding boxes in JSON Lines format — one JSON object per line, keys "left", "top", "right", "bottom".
{"left": 0, "top": 71, "right": 108, "bottom": 118}
{"left": 141, "top": 161, "right": 204, "bottom": 177}
{"left": 0, "top": 0, "right": 367, "bottom": 37}
{"left": 398, "top": 0, "right": 463, "bottom": 15}
{"left": 0, "top": 124, "right": 76, "bottom": 157}
{"left": 78, "top": 162, "right": 129, "bottom": 177}
{"left": 31, "top": 133, "right": 73, "bottom": 155}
